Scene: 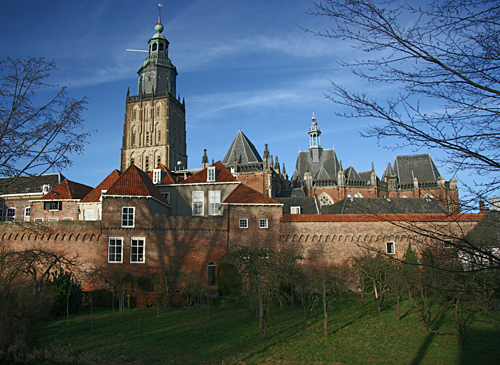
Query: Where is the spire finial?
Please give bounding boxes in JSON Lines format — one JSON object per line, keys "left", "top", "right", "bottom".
{"left": 155, "top": 4, "right": 164, "bottom": 33}
{"left": 312, "top": 108, "right": 316, "bottom": 121}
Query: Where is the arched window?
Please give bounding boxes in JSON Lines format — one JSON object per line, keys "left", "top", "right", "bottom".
{"left": 156, "top": 104, "right": 160, "bottom": 117}
{"left": 155, "top": 123, "right": 161, "bottom": 143}
{"left": 159, "top": 43, "right": 164, "bottom": 51}
{"left": 132, "top": 107, "right": 137, "bottom": 120}
{"left": 208, "top": 262, "right": 216, "bottom": 286}
{"left": 131, "top": 127, "right": 137, "bottom": 147}
{"left": 152, "top": 43, "right": 157, "bottom": 51}
{"left": 130, "top": 153, "right": 135, "bottom": 166}
{"left": 319, "top": 193, "right": 334, "bottom": 206}
{"left": 146, "top": 132, "right": 149, "bottom": 145}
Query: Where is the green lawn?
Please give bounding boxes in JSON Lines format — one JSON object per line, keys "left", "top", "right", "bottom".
{"left": 28, "top": 296, "right": 500, "bottom": 365}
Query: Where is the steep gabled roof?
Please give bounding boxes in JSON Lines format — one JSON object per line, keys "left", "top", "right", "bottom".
{"left": 147, "top": 164, "right": 176, "bottom": 185}
{"left": 344, "top": 166, "right": 361, "bottom": 180}
{"left": 224, "top": 184, "right": 281, "bottom": 205}
{"left": 180, "top": 161, "right": 237, "bottom": 184}
{"left": 42, "top": 179, "right": 93, "bottom": 200}
{"left": 382, "top": 161, "right": 396, "bottom": 178}
{"left": 393, "top": 154, "right": 441, "bottom": 182}
{"left": 222, "top": 129, "right": 263, "bottom": 164}
{"left": 292, "top": 148, "right": 340, "bottom": 182}
{"left": 106, "top": 165, "right": 167, "bottom": 204}
{"left": 81, "top": 170, "right": 122, "bottom": 203}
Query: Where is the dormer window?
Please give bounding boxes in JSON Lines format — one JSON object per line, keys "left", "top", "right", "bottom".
{"left": 42, "top": 184, "right": 51, "bottom": 194}
{"left": 207, "top": 167, "right": 216, "bottom": 182}
{"left": 153, "top": 169, "right": 163, "bottom": 184}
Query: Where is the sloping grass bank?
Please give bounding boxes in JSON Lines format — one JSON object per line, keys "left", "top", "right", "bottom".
{"left": 28, "top": 296, "right": 500, "bottom": 364}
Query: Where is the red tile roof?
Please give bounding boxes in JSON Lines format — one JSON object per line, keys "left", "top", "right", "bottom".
{"left": 180, "top": 161, "right": 237, "bottom": 184}
{"left": 81, "top": 170, "right": 122, "bottom": 202}
{"left": 42, "top": 179, "right": 93, "bottom": 200}
{"left": 147, "top": 164, "right": 176, "bottom": 185}
{"left": 224, "top": 184, "right": 281, "bottom": 205}
{"left": 283, "top": 213, "right": 485, "bottom": 223}
{"left": 106, "top": 165, "right": 167, "bottom": 204}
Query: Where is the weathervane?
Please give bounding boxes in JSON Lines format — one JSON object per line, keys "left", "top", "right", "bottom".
{"left": 158, "top": 3, "right": 163, "bottom": 23}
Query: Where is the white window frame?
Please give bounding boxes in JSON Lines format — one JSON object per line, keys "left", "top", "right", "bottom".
{"left": 153, "top": 169, "right": 162, "bottom": 184}
{"left": 290, "top": 206, "right": 301, "bottom": 214}
{"left": 63, "top": 217, "right": 73, "bottom": 221}
{"left": 386, "top": 242, "right": 395, "bottom": 254}
{"left": 121, "top": 207, "right": 135, "bottom": 228}
{"left": 48, "top": 217, "right": 58, "bottom": 222}
{"left": 130, "top": 237, "right": 146, "bottom": 264}
{"left": 259, "top": 219, "right": 268, "bottom": 229}
{"left": 192, "top": 191, "right": 204, "bottom": 216}
{"left": 207, "top": 167, "right": 216, "bottom": 182}
{"left": 24, "top": 207, "right": 30, "bottom": 221}
{"left": 34, "top": 218, "right": 43, "bottom": 222}
{"left": 239, "top": 218, "right": 248, "bottom": 229}
{"left": 209, "top": 190, "right": 221, "bottom": 216}
{"left": 44, "top": 201, "right": 62, "bottom": 211}
{"left": 6, "top": 208, "right": 15, "bottom": 221}
{"left": 162, "top": 192, "right": 171, "bottom": 205}
{"left": 108, "top": 237, "right": 123, "bottom": 263}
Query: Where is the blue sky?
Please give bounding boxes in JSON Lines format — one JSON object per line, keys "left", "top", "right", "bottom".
{"left": 0, "top": 0, "right": 479, "bottom": 196}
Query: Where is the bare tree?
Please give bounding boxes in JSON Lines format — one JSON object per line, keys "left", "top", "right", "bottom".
{"left": 305, "top": 0, "right": 500, "bottom": 206}
{"left": 0, "top": 57, "right": 89, "bottom": 193}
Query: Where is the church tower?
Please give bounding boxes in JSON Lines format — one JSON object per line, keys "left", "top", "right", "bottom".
{"left": 120, "top": 6, "right": 187, "bottom": 173}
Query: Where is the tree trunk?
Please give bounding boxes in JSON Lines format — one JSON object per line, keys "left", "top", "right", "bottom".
{"left": 323, "top": 280, "right": 328, "bottom": 337}
{"left": 455, "top": 298, "right": 463, "bottom": 348}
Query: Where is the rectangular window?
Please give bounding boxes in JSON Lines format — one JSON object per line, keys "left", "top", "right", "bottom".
{"left": 290, "top": 206, "right": 301, "bottom": 214}
{"left": 6, "top": 208, "right": 15, "bottom": 221}
{"left": 34, "top": 218, "right": 43, "bottom": 222}
{"left": 209, "top": 190, "right": 221, "bottom": 215}
{"left": 122, "top": 207, "right": 135, "bottom": 227}
{"left": 63, "top": 217, "right": 73, "bottom": 221}
{"left": 443, "top": 239, "right": 453, "bottom": 248}
{"left": 83, "top": 209, "right": 95, "bottom": 221}
{"left": 48, "top": 218, "right": 58, "bottom": 222}
{"left": 207, "top": 167, "right": 216, "bottom": 182}
{"left": 153, "top": 169, "right": 162, "bottom": 184}
{"left": 192, "top": 191, "right": 204, "bottom": 216}
{"left": 259, "top": 219, "right": 268, "bottom": 229}
{"left": 131, "top": 238, "right": 145, "bottom": 263}
{"left": 239, "top": 218, "right": 248, "bottom": 229}
{"left": 44, "top": 201, "right": 62, "bottom": 211}
{"left": 162, "top": 192, "right": 171, "bottom": 204}
{"left": 108, "top": 238, "right": 123, "bottom": 263}
{"left": 386, "top": 242, "right": 395, "bottom": 254}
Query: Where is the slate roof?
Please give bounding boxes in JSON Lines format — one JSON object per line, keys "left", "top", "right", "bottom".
{"left": 466, "top": 211, "right": 500, "bottom": 247}
{"left": 0, "top": 173, "right": 64, "bottom": 195}
{"left": 292, "top": 148, "right": 340, "bottom": 181}
{"left": 393, "top": 154, "right": 441, "bottom": 182}
{"left": 382, "top": 161, "right": 396, "bottom": 178}
{"left": 42, "top": 179, "right": 93, "bottom": 200}
{"left": 276, "top": 188, "right": 306, "bottom": 198}
{"left": 321, "top": 197, "right": 449, "bottom": 214}
{"left": 222, "top": 129, "right": 263, "bottom": 164}
{"left": 224, "top": 184, "right": 281, "bottom": 205}
{"left": 147, "top": 164, "right": 176, "bottom": 185}
{"left": 180, "top": 161, "right": 237, "bottom": 184}
{"left": 344, "top": 166, "right": 361, "bottom": 180}
{"left": 106, "top": 165, "right": 167, "bottom": 204}
{"left": 274, "top": 197, "right": 319, "bottom": 214}
{"left": 81, "top": 170, "right": 122, "bottom": 203}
